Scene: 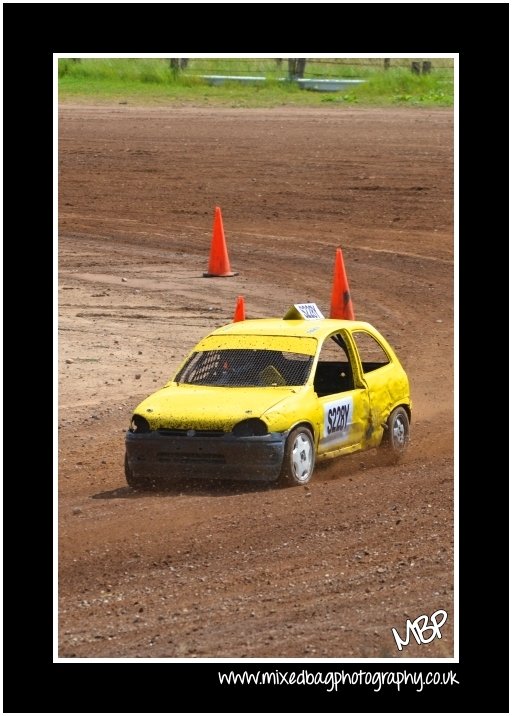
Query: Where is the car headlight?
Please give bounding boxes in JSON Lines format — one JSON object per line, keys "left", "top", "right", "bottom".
{"left": 232, "top": 418, "right": 268, "bottom": 437}
{"left": 130, "top": 414, "right": 150, "bottom": 433}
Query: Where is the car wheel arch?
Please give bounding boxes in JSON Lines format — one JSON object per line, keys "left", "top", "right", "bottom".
{"left": 287, "top": 419, "right": 317, "bottom": 443}
{"left": 382, "top": 402, "right": 411, "bottom": 429}
{"left": 395, "top": 403, "right": 411, "bottom": 424}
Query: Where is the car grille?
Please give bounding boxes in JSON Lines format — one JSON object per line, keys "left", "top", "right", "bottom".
{"left": 157, "top": 429, "right": 225, "bottom": 437}
{"left": 156, "top": 452, "right": 226, "bottom": 465}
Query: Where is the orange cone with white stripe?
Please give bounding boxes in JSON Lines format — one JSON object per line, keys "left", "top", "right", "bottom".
{"left": 329, "top": 247, "right": 355, "bottom": 319}
{"left": 203, "top": 206, "right": 237, "bottom": 277}
{"left": 233, "top": 295, "right": 246, "bottom": 322}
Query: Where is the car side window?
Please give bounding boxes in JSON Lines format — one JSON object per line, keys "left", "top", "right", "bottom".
{"left": 351, "top": 331, "right": 390, "bottom": 374}
{"left": 314, "top": 334, "right": 354, "bottom": 397}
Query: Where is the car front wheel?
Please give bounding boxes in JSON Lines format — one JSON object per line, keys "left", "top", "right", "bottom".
{"left": 380, "top": 406, "right": 410, "bottom": 463}
{"left": 280, "top": 427, "right": 315, "bottom": 486}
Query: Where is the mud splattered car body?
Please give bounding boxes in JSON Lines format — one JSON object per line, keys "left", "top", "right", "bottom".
{"left": 125, "top": 304, "right": 411, "bottom": 487}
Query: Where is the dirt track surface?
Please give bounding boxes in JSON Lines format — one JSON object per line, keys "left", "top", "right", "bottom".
{"left": 58, "top": 105, "right": 454, "bottom": 658}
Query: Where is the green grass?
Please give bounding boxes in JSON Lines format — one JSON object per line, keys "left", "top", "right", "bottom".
{"left": 59, "top": 59, "right": 453, "bottom": 108}
{"left": 340, "top": 67, "right": 454, "bottom": 106}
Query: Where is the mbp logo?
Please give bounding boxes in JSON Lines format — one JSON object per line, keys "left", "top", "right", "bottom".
{"left": 391, "top": 610, "right": 448, "bottom": 651}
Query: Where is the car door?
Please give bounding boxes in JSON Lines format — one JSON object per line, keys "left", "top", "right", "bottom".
{"left": 346, "top": 328, "right": 397, "bottom": 448}
{"left": 313, "top": 331, "right": 370, "bottom": 457}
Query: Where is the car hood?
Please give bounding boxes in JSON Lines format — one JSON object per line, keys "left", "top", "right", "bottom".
{"left": 133, "top": 383, "right": 299, "bottom": 431}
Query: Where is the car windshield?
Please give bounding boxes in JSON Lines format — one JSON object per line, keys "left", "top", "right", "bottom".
{"left": 175, "top": 349, "right": 313, "bottom": 387}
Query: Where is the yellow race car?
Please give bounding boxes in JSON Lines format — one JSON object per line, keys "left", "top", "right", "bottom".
{"left": 125, "top": 303, "right": 411, "bottom": 488}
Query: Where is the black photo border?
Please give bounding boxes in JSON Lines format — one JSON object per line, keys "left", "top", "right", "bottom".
{"left": 3, "top": 3, "right": 508, "bottom": 714}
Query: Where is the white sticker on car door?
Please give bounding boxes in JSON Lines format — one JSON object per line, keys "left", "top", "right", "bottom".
{"left": 323, "top": 396, "right": 353, "bottom": 444}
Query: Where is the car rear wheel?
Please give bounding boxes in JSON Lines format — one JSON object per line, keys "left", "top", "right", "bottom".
{"left": 380, "top": 406, "right": 410, "bottom": 463}
{"left": 280, "top": 427, "right": 315, "bottom": 486}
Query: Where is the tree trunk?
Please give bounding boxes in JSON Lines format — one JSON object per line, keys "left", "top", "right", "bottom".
{"left": 170, "top": 58, "right": 188, "bottom": 72}
{"left": 288, "top": 58, "right": 306, "bottom": 80}
{"left": 295, "top": 58, "right": 306, "bottom": 78}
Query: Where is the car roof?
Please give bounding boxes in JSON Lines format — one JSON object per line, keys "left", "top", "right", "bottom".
{"left": 212, "top": 318, "right": 377, "bottom": 341}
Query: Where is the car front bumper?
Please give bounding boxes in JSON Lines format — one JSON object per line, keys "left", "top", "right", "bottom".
{"left": 125, "top": 429, "right": 287, "bottom": 482}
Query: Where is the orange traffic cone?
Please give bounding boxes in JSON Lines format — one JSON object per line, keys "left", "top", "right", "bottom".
{"left": 203, "top": 206, "right": 238, "bottom": 277}
{"left": 233, "top": 295, "right": 246, "bottom": 322}
{"left": 329, "top": 247, "right": 355, "bottom": 320}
